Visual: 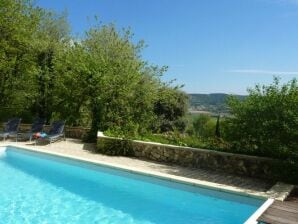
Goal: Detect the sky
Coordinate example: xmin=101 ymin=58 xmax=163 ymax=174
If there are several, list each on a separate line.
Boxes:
xmin=36 ymin=0 xmax=298 ymax=94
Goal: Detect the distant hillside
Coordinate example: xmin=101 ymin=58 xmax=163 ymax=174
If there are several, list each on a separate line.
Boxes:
xmin=188 ymin=93 xmax=246 ymax=114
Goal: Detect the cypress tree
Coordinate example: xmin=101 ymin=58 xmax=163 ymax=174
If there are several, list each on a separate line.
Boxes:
xmin=215 ymin=115 xmax=220 ymax=138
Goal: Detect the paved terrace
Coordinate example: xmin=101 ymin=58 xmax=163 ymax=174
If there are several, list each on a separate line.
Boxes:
xmin=0 ymin=138 xmax=292 ymax=199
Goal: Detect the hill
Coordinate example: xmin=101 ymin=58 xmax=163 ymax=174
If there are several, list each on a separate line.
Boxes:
xmin=188 ymin=93 xmax=246 ymax=114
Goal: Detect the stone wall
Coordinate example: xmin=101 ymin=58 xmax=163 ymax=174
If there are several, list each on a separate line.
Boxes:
xmin=97 ymin=135 xmax=296 ymax=182
xmin=1 ymin=123 xmax=90 ymax=139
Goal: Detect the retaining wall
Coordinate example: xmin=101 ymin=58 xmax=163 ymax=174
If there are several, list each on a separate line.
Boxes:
xmin=97 ymin=135 xmax=296 ymax=182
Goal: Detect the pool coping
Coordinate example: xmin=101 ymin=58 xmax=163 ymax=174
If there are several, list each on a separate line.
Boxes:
xmin=1 ymin=143 xmax=274 ymax=200
xmin=2 ymin=142 xmax=295 ymax=224
xmin=244 ymin=198 xmax=274 ymax=224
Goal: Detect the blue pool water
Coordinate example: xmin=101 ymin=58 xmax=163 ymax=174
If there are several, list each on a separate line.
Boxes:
xmin=0 ymin=146 xmax=264 ymax=224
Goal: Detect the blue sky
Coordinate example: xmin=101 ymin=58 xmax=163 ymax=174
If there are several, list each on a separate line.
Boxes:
xmin=36 ymin=0 xmax=298 ymax=94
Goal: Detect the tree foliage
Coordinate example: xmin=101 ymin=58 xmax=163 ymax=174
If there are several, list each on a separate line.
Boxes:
xmin=3 ymin=0 xmax=295 ymax=164
xmin=32 ymin=10 xmax=70 ymax=122
xmin=153 ymin=86 xmax=189 ymax=132
xmin=224 ymin=77 xmax=298 ymax=159
xmin=0 ymin=0 xmax=39 ymax=111
xmin=0 ymin=0 xmax=188 ymax=141
xmin=192 ymin=114 xmax=216 ymax=138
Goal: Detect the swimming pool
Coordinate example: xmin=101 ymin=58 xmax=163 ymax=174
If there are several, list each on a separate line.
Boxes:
xmin=0 ymin=146 xmax=265 ymax=224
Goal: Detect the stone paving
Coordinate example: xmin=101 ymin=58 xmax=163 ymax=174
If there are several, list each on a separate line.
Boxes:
xmin=1 ymin=138 xmax=285 ymax=199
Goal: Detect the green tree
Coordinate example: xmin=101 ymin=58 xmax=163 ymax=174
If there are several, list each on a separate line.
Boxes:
xmin=83 ymin=24 xmax=152 ymax=140
xmin=224 ymin=77 xmax=298 ymax=158
xmin=52 ymin=42 xmax=91 ymax=126
xmin=192 ymin=114 xmax=216 ymax=138
xmin=53 ymin=24 xmax=162 ymax=140
xmin=0 ymin=0 xmax=39 ymax=117
xmin=153 ymin=86 xmax=189 ymax=132
xmin=215 ymin=115 xmax=220 ymax=138
xmin=0 ymin=2 xmax=190 ymax=142
xmin=31 ymin=10 xmax=70 ymax=122
xmin=0 ymin=1 xmax=70 ymax=123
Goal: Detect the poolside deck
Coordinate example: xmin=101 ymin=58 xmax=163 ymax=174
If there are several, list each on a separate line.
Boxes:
xmin=0 ymin=138 xmax=290 ymax=199
xmin=257 ymin=188 xmax=298 ymax=224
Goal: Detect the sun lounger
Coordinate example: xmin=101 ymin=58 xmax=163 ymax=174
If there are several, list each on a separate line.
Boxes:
xmin=0 ymin=118 xmax=22 ymax=141
xmin=35 ymin=120 xmax=65 ymax=144
xmin=19 ymin=118 xmax=46 ymax=141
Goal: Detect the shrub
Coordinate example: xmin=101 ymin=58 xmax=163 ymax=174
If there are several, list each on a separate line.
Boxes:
xmin=223 ymin=77 xmax=298 ymax=159
xmin=153 ymin=87 xmax=189 ymax=132
xmin=192 ymin=114 xmax=217 ymax=138
xmin=96 ymin=137 xmax=134 ymax=156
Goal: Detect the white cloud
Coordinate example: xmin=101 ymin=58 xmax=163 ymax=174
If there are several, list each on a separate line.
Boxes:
xmin=227 ymin=69 xmax=298 ymax=75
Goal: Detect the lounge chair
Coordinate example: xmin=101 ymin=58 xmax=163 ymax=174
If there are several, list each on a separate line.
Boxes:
xmin=19 ymin=118 xmax=46 ymax=141
xmin=35 ymin=120 xmax=66 ymax=144
xmin=0 ymin=118 xmax=22 ymax=141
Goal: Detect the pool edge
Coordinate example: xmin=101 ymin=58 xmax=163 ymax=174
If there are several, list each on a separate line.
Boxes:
xmin=244 ymin=198 xmax=274 ymax=224
xmin=1 ymin=143 xmax=270 ymax=200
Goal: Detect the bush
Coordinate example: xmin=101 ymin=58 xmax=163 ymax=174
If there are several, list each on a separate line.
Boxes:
xmin=105 ymin=129 xmax=227 ymax=151
xmin=192 ymin=114 xmax=217 ymax=138
xmin=271 ymin=159 xmax=298 ymax=184
xmin=97 ymin=137 xmax=134 ymax=156
xmin=223 ymin=77 xmax=298 ymax=159
xmin=153 ymin=87 xmax=189 ymax=132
